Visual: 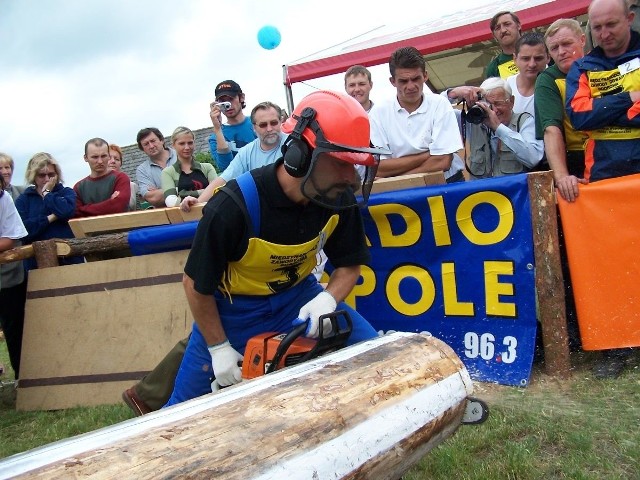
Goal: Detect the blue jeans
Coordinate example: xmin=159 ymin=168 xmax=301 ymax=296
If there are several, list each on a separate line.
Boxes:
xmin=164 ymin=275 xmax=377 ymax=406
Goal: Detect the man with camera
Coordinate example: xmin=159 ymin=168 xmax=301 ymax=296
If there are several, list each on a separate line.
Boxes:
xmin=465 ymin=77 xmax=544 ymax=178
xmin=208 ymin=80 xmax=257 ymax=173
xmin=180 ymin=101 xmax=288 ymax=211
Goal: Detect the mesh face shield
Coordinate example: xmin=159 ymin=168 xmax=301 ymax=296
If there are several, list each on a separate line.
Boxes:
xmin=284 ymin=105 xmax=390 ymax=210
xmin=300 ymin=146 xmax=381 ymax=210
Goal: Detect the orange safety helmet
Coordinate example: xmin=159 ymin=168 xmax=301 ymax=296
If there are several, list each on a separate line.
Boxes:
xmin=282 ymin=90 xmax=389 ymax=171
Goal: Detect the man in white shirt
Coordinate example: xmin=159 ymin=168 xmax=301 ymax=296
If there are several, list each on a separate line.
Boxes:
xmin=369 ymin=46 xmax=465 ymax=183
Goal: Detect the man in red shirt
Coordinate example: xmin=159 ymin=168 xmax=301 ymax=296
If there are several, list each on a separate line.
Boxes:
xmin=74 ymin=138 xmax=131 ymax=217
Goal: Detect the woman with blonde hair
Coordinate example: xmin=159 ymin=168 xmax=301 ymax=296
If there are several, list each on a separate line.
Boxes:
xmin=0 ymin=152 xmax=25 ymax=200
xmin=15 ymin=152 xmax=83 ymax=271
xmin=161 ymin=127 xmax=217 ymax=207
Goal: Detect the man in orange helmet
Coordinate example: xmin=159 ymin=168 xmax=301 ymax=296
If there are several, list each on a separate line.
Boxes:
xmin=163 ymin=91 xmax=390 ymax=406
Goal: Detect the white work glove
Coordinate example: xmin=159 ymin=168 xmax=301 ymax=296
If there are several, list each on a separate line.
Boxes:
xmin=208 ymin=340 xmax=243 ymax=387
xmin=293 ymin=291 xmax=337 ymax=339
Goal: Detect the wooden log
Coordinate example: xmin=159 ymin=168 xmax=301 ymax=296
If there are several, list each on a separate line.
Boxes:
xmin=54 ymin=233 xmax=130 ymax=257
xmin=0 ymin=244 xmax=33 ymax=264
xmin=31 ymin=239 xmax=59 ymax=269
xmin=527 ymin=172 xmax=571 ymax=378
xmin=0 ymin=234 xmax=131 ymax=265
xmin=1 ymin=333 xmax=474 ymax=479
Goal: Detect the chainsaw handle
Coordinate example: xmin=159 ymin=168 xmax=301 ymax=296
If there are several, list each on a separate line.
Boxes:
xmin=265 ymin=321 xmax=308 ymax=374
xmin=265 ymin=311 xmax=353 ymax=375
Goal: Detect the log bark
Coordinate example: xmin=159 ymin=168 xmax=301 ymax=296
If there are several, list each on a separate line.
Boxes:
xmin=0 ymin=234 xmax=130 ymax=265
xmin=2 ymin=333 xmax=473 ymax=480
xmin=31 ymin=240 xmax=59 ymax=269
xmin=528 ymin=172 xmax=571 ymax=378
xmin=54 ymin=233 xmax=129 ymax=257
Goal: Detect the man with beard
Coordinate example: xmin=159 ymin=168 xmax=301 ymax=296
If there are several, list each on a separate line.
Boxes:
xmin=163 ymin=90 xmax=389 ymax=406
xmin=181 ymin=101 xmax=287 ymax=211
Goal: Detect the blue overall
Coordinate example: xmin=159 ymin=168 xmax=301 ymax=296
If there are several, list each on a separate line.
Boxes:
xmin=164 ymin=173 xmax=377 ymax=406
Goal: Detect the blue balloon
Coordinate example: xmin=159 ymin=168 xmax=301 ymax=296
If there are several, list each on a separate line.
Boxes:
xmin=257 ymin=25 xmax=281 ymax=50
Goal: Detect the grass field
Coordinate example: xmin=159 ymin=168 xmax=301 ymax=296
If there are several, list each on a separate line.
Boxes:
xmin=1 ymin=339 xmax=639 ymax=478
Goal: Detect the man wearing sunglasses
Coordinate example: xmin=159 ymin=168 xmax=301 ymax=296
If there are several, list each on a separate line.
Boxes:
xmin=180 ymin=101 xmax=287 ymax=212
xmin=163 ymin=90 xmax=390 ymax=406
xmin=466 ymin=77 xmax=544 ymax=178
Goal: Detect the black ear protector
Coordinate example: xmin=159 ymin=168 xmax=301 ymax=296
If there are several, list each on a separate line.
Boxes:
xmin=282 ymin=107 xmax=317 ymax=178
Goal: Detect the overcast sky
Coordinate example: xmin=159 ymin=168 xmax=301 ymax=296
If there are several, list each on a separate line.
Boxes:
xmin=1 ymin=0 xmax=496 ymax=186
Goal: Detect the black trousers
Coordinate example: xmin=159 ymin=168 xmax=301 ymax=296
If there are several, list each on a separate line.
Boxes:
xmin=0 ymin=277 xmax=28 ymax=379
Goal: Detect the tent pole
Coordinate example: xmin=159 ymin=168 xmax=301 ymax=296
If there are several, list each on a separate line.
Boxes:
xmin=283 ymin=64 xmax=295 ymax=115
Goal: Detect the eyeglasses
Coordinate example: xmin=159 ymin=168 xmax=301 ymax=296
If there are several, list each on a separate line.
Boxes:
xmin=488 ymin=99 xmax=511 ymax=108
xmin=255 ymin=120 xmax=280 ymax=129
xmin=37 ymin=172 xmax=56 ymax=179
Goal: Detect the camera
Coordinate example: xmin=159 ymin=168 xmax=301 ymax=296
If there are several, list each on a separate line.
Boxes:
xmin=465 ymin=93 xmax=490 ymax=125
xmin=213 ymin=101 xmax=232 ymax=112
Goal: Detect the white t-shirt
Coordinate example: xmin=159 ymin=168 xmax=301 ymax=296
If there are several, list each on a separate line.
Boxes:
xmin=0 ymin=193 xmax=27 ymax=289
xmin=369 ymin=91 xmax=464 ymax=178
xmin=506 ymin=74 xmax=535 ymax=116
xmin=1 ymin=193 xmax=27 ymax=241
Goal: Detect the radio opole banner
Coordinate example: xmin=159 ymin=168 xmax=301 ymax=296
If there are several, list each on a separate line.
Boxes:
xmin=353 ymin=173 xmax=537 ymax=386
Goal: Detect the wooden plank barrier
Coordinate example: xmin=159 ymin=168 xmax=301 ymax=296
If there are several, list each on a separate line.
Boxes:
xmin=68 ymin=204 xmax=205 ymax=238
xmin=0 ymin=333 xmax=474 ymax=480
xmin=16 ymin=250 xmax=192 ymax=411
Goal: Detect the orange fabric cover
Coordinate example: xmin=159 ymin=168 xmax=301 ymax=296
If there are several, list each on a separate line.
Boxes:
xmin=557 ymin=173 xmax=640 ymax=350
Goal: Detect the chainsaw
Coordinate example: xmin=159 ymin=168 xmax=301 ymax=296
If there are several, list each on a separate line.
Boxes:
xmin=241 ymin=310 xmax=353 ymax=380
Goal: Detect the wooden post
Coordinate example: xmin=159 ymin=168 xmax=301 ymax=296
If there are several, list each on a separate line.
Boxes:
xmin=31 ymin=240 xmax=59 ymax=269
xmin=527 ymin=172 xmax=571 ymax=378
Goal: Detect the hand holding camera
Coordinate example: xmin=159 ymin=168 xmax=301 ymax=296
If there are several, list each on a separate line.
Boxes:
xmin=466 ymin=92 xmax=490 ymax=124
xmin=211 ymin=101 xmax=232 ymax=113
xmin=210 ymin=101 xmax=232 ymax=129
